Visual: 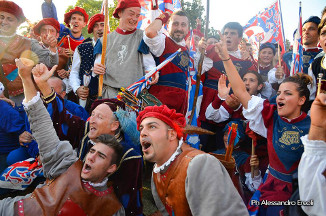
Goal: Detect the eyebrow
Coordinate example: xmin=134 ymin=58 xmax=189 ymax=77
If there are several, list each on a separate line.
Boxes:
xmin=90 ymin=148 xmax=107 ymax=159
xmin=140 ymin=121 xmax=160 ymax=128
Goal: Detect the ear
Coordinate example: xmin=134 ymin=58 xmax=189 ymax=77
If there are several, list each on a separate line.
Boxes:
xmin=110 ymin=120 xmax=120 ymax=132
xmin=60 ymin=91 xmax=66 ymax=99
xmin=168 ymin=129 xmax=177 ymax=141
xmin=257 ymin=83 xmax=263 ymax=91
xmin=82 ymin=21 xmax=87 ymax=28
xmin=106 ymin=164 xmax=117 ymax=174
xmin=298 ymin=96 xmax=306 ymax=106
xmin=56 ymin=32 xmax=59 ymax=39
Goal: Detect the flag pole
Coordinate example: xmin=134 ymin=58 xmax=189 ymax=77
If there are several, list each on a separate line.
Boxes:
xmin=189 ymin=0 xmax=209 ymax=123
xmin=98 ymin=0 xmax=109 ymax=99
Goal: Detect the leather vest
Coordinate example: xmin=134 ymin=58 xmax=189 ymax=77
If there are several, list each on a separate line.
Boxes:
xmin=15 ymin=160 xmax=122 ymax=216
xmin=153 ymin=144 xmax=204 ymax=216
xmin=0 ymin=35 xmax=31 ymax=96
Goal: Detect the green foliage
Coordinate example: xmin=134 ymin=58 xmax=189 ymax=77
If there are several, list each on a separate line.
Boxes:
xmin=182 ymin=0 xmax=218 ymax=39
xmin=66 ymin=0 xmax=119 ymax=38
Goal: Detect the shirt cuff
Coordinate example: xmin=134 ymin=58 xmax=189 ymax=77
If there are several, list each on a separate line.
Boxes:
xmin=301 ymin=135 xmax=326 ymax=156
xmin=22 ymin=92 xmax=41 ymax=109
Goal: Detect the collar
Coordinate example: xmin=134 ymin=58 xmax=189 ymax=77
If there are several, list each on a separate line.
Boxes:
xmin=228 ymin=50 xmax=241 ymax=59
xmin=322 ymin=55 xmax=326 ymax=69
xmin=116 ymin=27 xmax=137 ymax=35
xmin=153 ymin=138 xmax=183 ymax=173
xmin=83 ymin=177 xmax=108 ymax=188
xmin=303 ymin=47 xmax=321 ymax=52
xmin=280 ymin=112 xmax=307 ymax=123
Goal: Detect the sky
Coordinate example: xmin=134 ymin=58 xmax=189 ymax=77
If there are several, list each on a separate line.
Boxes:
xmin=12 ymin=0 xmax=325 ymax=43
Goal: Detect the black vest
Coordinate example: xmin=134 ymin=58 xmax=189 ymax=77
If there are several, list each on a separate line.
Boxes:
xmin=77 ymin=38 xmax=98 ymax=97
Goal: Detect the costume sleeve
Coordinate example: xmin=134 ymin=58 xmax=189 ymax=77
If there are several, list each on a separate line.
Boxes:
xmin=69 ymin=49 xmax=82 ymax=93
xmin=31 ymin=39 xmax=58 ymax=68
xmin=308 ymin=66 xmax=316 ymax=101
xmin=151 ymin=175 xmax=169 ymax=216
xmin=0 ymin=101 xmax=25 ymax=135
xmin=205 ymin=95 xmax=231 ymax=123
xmin=268 ymin=67 xmax=284 ymax=84
xmin=242 ymin=96 xmax=268 ymax=138
xmin=186 ymin=154 xmax=249 ymax=216
xmin=143 ymin=31 xmax=166 ymax=57
xmin=298 ymin=135 xmax=326 ymax=216
xmin=244 ymin=171 xmax=262 ymax=192
xmin=23 ymin=94 xmax=77 ymax=179
xmin=142 ymin=53 xmax=156 ymax=72
xmin=44 ymin=91 xmax=86 ymax=149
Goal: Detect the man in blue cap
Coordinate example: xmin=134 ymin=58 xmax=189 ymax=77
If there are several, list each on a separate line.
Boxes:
xmin=283 ymin=16 xmax=322 ymax=75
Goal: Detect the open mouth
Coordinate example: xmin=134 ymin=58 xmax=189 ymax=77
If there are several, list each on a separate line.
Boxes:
xmin=82 ymin=163 xmax=92 ymax=174
xmin=246 ymin=87 xmax=250 ymax=92
xmin=277 ymin=102 xmax=285 ymax=108
xmin=141 ymin=140 xmax=152 ymax=151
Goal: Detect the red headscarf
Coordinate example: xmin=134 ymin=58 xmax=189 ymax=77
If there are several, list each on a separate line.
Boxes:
xmin=33 ymin=18 xmax=60 ymax=36
xmin=0 ymin=1 xmax=25 ymax=22
xmin=64 ymin=7 xmax=89 ymax=28
xmin=87 ymin=13 xmax=105 ymax=34
xmin=113 ymin=0 xmax=141 ymax=19
xmin=137 ymin=105 xmax=186 ymax=139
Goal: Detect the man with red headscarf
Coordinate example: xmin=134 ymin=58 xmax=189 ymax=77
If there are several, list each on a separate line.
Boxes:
xmin=137 ymin=105 xmax=248 ymax=215
xmin=69 ymin=13 xmax=104 ymax=108
xmin=56 ymin=6 xmax=88 ymax=80
xmin=93 ymin=0 xmax=156 ymax=99
xmin=32 ymin=18 xmax=60 ymax=68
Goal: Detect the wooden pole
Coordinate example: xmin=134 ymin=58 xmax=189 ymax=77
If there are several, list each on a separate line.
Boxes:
xmin=251 ymin=139 xmax=255 ymax=178
xmin=98 ymin=0 xmax=109 ymax=99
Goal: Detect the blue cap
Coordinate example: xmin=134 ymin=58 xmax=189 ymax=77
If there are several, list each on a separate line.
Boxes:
xmin=303 ymin=16 xmax=321 ymax=26
xmin=259 ymin=42 xmax=276 ymax=55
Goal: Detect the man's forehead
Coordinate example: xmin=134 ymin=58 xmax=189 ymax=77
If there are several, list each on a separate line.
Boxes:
xmin=94 ymin=104 xmax=113 ymax=114
xmin=171 ymin=15 xmax=188 ymax=23
xmin=303 ymin=22 xmax=318 ymax=29
xmin=71 ymin=13 xmax=85 ymax=20
xmin=124 ymin=7 xmax=141 ymax=15
xmin=140 ymin=117 xmax=165 ymax=126
xmin=224 ymin=28 xmax=238 ymax=33
xmin=41 ymin=24 xmax=56 ymax=31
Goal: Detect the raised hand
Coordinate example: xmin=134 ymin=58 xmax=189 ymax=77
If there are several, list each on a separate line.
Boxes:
xmin=32 ymin=63 xmax=57 ymax=85
xmin=225 ymin=94 xmax=240 ymax=110
xmin=309 ymin=93 xmax=326 ymax=141
xmin=275 ymin=65 xmax=285 ymax=79
xmin=16 ymin=58 xmax=35 ymax=81
xmin=214 ymin=30 xmax=229 ymax=60
xmin=217 ymin=74 xmax=231 ymax=99
xmin=198 ymin=37 xmax=207 ymax=53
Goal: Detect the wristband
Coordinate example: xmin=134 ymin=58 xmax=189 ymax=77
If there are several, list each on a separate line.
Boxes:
xmin=222 ymin=57 xmax=231 ymax=61
xmin=155 ymin=12 xmax=171 ymax=25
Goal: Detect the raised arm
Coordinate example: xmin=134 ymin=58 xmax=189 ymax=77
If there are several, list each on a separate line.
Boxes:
xmin=214 ymin=31 xmax=251 ymax=109
xmin=16 ymin=60 xmax=77 ymax=179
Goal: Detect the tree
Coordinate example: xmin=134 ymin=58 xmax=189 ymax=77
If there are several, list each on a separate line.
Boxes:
xmin=66 ymin=0 xmax=119 ymax=38
xmin=182 ymin=0 xmax=218 ymax=38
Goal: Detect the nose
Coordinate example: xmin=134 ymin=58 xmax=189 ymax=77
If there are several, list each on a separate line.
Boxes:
xmin=140 ymin=128 xmax=148 ymax=138
xmin=87 ymin=152 xmax=96 ymax=162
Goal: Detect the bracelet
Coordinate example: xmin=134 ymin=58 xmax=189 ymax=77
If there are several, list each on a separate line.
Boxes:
xmin=155 ymin=12 xmax=171 ymax=25
xmin=222 ymin=57 xmax=231 ymax=61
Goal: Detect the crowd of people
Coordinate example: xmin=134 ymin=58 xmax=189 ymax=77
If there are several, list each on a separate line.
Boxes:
xmin=0 ymin=0 xmax=325 ymax=215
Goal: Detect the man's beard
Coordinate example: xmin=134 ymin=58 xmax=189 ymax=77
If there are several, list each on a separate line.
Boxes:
xmin=171 ymin=30 xmax=185 ymax=43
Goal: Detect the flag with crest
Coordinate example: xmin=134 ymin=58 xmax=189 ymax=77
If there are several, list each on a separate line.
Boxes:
xmin=290 ymin=2 xmax=303 ymax=76
xmin=137 ymin=0 xmax=182 ymax=30
xmin=185 ymin=31 xmax=203 ymax=149
xmin=0 ymin=158 xmax=43 ymax=190
xmin=243 ymin=0 xmax=286 ymax=61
